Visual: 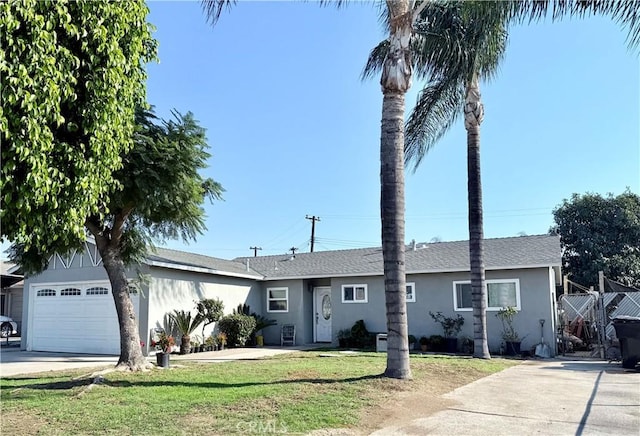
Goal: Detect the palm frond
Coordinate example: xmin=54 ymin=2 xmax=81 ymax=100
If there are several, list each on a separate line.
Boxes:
xmin=513 ymin=0 xmax=640 ymax=50
xmin=170 ymin=310 xmax=204 ymax=336
xmin=362 ymin=39 xmax=388 ymax=80
xmin=404 ymin=75 xmax=465 ymax=171
xmin=201 ymin=0 xmax=236 ymax=26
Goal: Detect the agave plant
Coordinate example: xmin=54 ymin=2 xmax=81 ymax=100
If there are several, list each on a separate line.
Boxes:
xmin=169 ymin=309 xmax=205 ymax=354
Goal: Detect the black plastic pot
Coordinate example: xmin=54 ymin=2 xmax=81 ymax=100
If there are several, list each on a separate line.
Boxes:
xmin=156 ymin=352 xmax=170 ymax=368
xmin=445 ymin=337 xmax=458 ymax=353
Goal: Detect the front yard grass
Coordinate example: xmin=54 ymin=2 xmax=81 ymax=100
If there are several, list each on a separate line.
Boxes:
xmin=1 ymin=351 xmax=516 ymax=435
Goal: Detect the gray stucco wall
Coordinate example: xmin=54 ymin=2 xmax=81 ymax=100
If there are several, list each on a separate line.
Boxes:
xmin=260 ymin=279 xmax=309 ymax=346
xmin=148 ymin=267 xmax=262 ymax=350
xmin=327 ymin=267 xmax=556 ymax=355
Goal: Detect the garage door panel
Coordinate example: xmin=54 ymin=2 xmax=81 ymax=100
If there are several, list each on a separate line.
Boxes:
xmin=31 ymin=283 xmax=139 ymax=355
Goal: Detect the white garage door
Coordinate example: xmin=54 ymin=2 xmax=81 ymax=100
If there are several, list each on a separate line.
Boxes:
xmin=31 ymin=282 xmax=140 ymax=355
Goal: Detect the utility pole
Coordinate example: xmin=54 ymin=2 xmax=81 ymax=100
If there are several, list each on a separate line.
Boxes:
xmin=305 ymin=215 xmax=320 ymax=252
xmin=289 ymin=247 xmax=297 ymax=256
xmin=249 ymin=246 xmax=262 ymax=257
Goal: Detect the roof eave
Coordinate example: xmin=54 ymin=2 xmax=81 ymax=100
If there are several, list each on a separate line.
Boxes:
xmin=257 ymin=262 xmax=561 ymax=281
xmin=147 ymin=260 xmax=264 ymax=280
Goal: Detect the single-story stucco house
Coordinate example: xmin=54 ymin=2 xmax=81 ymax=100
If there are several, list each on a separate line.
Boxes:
xmin=20 ymin=234 xmax=561 ymax=356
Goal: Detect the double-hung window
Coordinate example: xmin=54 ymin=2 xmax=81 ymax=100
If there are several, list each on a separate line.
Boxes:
xmin=453 ymin=279 xmax=520 ymax=311
xmin=267 ymin=287 xmax=288 ymax=313
xmin=342 ymin=284 xmax=367 ymax=303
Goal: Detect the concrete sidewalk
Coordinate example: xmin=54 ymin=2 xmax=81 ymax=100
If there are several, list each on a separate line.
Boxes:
xmin=372 ymin=359 xmax=640 ymax=436
xmin=0 ymin=346 xmax=309 ymax=377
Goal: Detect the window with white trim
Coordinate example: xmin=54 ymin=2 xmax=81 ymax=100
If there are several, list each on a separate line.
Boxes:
xmin=60 ymin=288 xmax=82 ymax=296
xmin=267 ymin=287 xmax=288 ymax=312
xmin=342 ymin=284 xmax=368 ymax=303
xmin=453 ymin=279 xmax=521 ymax=311
xmin=86 ymin=287 xmax=109 ymax=295
xmin=406 ymin=282 xmax=416 ymax=303
xmin=36 ymin=289 xmax=56 ymax=297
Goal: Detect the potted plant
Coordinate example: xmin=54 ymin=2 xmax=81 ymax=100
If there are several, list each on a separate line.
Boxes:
xmin=170 ymin=309 xmax=205 ymax=355
xmin=204 ymin=334 xmax=216 ymax=351
xmin=429 ymin=311 xmax=465 ymax=353
xmin=217 ymin=332 xmax=227 ymax=350
xmin=419 ymin=336 xmax=428 ymax=352
xmin=461 ymin=336 xmax=473 ymax=355
xmin=496 ymin=306 xmax=521 ymax=356
xmin=196 ymin=298 xmax=224 ymax=347
xmin=428 ymin=335 xmax=445 ymax=352
xmin=151 ymin=332 xmax=175 ymax=368
xmin=191 ymin=338 xmax=200 ymax=353
xmin=253 ymin=314 xmax=277 ymax=347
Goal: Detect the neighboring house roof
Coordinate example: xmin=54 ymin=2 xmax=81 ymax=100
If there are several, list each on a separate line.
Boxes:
xmin=146 ymin=247 xmax=263 ymax=280
xmin=1 ymin=261 xmax=23 ymax=289
xmin=234 ymin=234 xmax=561 ymax=280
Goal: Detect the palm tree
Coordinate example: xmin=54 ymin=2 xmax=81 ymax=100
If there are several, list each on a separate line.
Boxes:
xmin=365 ymin=0 xmax=640 ymax=359
xmin=170 ymin=309 xmax=205 ymax=354
xmin=201 ymin=0 xmax=639 ymax=375
xmin=202 ymin=0 xmax=432 ymax=379
xmin=365 ymin=1 xmax=508 ymax=359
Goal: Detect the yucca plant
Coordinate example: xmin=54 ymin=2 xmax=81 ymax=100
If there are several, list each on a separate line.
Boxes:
xmin=169 ymin=310 xmax=204 ymax=354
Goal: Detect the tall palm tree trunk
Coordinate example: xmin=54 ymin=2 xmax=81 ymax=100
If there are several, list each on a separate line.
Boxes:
xmin=380 ymin=0 xmax=413 ymax=379
xmin=381 ymin=91 xmax=411 ymax=379
xmin=464 ymin=75 xmax=491 ymax=359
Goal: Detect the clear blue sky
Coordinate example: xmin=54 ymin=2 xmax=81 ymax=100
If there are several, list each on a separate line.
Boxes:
xmin=145 ymin=1 xmax=639 ymax=260
xmin=7 ymin=1 xmax=634 ymax=262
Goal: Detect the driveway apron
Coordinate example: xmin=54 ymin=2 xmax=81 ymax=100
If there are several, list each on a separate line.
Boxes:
xmin=373 ymin=359 xmax=640 ymax=436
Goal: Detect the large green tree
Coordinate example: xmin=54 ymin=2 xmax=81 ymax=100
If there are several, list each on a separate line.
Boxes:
xmin=366 ymin=0 xmax=640 ymax=359
xmin=11 ymin=108 xmax=224 ymax=370
xmin=0 ymin=0 xmax=156 ymax=255
xmin=551 ymin=191 xmax=640 ymax=288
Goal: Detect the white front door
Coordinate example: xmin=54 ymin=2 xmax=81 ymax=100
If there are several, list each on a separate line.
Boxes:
xmin=314 ymin=287 xmax=332 ymax=342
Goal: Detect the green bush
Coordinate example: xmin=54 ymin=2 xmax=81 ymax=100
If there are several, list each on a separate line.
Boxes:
xmin=218 ymin=314 xmax=257 ymax=347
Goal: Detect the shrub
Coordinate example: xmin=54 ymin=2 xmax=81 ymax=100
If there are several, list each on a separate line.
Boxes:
xmin=350 ymin=320 xmax=371 ymax=348
xmin=218 ymin=314 xmax=256 ymax=347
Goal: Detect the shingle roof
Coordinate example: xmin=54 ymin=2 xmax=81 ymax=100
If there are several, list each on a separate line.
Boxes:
xmin=234 ymin=234 xmax=561 ymax=280
xmin=145 ymin=235 xmax=560 ymax=281
xmin=146 ymin=247 xmax=262 ymax=279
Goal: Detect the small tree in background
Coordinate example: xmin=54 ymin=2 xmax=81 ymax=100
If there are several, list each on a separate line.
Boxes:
xmin=551 ymin=190 xmax=640 ymax=288
xmin=197 ymin=298 xmax=224 ymax=341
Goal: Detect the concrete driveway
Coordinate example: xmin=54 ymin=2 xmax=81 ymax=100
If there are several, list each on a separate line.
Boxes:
xmin=373 ymin=359 xmax=640 ymax=436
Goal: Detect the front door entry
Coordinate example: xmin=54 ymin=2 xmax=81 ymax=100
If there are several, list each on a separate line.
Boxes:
xmin=314 ymin=287 xmax=332 ymax=342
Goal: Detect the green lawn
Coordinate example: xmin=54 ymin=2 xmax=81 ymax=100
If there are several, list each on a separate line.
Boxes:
xmin=0 ymin=351 xmax=516 ymax=435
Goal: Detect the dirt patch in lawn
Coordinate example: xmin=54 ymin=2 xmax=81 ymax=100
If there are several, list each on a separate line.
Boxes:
xmin=309 ymin=360 xmax=502 ymax=436
xmin=1 ymin=410 xmax=48 ymax=436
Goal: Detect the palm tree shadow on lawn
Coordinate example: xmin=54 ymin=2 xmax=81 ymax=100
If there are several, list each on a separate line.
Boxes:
xmin=3 ymin=373 xmax=384 ymax=391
